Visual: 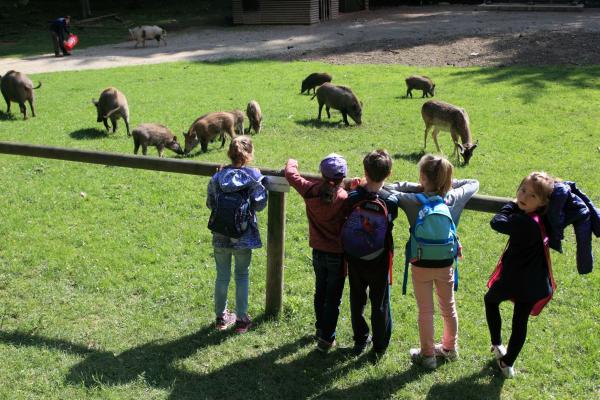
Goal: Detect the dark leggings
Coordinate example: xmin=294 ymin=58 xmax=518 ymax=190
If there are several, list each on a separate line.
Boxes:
xmin=484 ymin=284 xmax=535 ymax=367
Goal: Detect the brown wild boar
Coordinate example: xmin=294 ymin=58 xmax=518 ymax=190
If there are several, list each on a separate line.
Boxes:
xmin=301 ymin=72 xmax=332 ymax=95
xmin=184 ymin=111 xmax=244 ymax=154
xmin=405 ymin=75 xmax=435 ymax=98
xmin=92 ymin=87 xmax=131 ymax=136
xmin=421 ymin=100 xmax=478 ymax=165
xmin=0 ymin=70 xmax=41 ymax=120
xmin=245 ymin=100 xmax=262 ymax=134
xmin=312 ymin=83 xmax=362 ymax=126
xmin=132 ymin=123 xmax=183 ymax=157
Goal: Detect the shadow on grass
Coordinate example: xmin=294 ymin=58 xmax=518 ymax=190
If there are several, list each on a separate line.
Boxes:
xmin=393 ymin=150 xmax=425 ymax=163
xmin=0 ymin=111 xmax=18 ymax=121
xmin=425 ymin=361 xmax=505 ymax=400
xmin=321 ymin=363 xmax=426 ymax=399
xmin=448 ymin=67 xmax=600 ymax=104
xmin=0 ymin=316 xmax=390 ymax=400
xmin=295 ymin=118 xmax=351 ymax=129
xmin=69 ymin=128 xmax=108 ymax=140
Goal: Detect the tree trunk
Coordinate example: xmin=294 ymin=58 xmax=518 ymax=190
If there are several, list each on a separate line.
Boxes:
xmin=81 ymin=0 xmax=92 ymax=18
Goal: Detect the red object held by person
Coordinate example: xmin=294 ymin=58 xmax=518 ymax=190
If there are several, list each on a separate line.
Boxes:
xmin=63 ymin=34 xmax=79 ymax=51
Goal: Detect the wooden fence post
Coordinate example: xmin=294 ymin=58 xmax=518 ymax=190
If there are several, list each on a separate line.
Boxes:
xmin=265 ymin=190 xmax=286 ymax=318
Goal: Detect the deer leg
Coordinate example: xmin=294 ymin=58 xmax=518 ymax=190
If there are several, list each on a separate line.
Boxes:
xmin=423 ymin=124 xmax=431 ymax=150
xmin=432 ymin=128 xmax=442 ymax=153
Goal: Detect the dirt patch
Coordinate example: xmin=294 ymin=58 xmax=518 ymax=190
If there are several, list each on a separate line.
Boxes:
xmin=5 ymin=6 xmax=600 ymax=74
xmin=283 ymin=31 xmax=600 ymax=67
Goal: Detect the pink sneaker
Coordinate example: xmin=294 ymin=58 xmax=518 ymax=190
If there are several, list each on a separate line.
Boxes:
xmin=215 ymin=310 xmax=236 ymax=331
xmin=235 ymin=315 xmax=253 ymax=333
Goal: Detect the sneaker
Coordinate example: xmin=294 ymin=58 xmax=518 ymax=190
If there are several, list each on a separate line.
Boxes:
xmin=434 ymin=343 xmax=459 ymax=361
xmin=316 ymin=338 xmax=336 ymax=353
xmin=235 ymin=315 xmax=253 ymax=333
xmin=410 ymin=348 xmax=437 ymax=369
xmin=496 ymin=358 xmax=515 ymax=379
xmin=353 ymin=335 xmax=372 ymax=356
xmin=215 ymin=310 xmax=236 ymax=331
xmin=491 ymin=344 xmax=507 ymax=360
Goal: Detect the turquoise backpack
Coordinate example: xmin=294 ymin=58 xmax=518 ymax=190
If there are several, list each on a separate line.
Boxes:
xmin=403 ymin=193 xmax=460 ymax=295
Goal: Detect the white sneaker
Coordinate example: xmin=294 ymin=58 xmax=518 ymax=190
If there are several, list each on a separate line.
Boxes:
xmin=410 ymin=348 xmax=437 ymax=369
xmin=496 ymin=358 xmax=515 ymax=379
xmin=491 ymin=344 xmax=507 ymax=360
xmin=434 ymin=343 xmax=459 ymax=361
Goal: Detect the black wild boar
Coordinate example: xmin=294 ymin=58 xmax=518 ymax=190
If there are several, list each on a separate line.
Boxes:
xmin=300 ymin=72 xmax=332 ymax=95
xmin=0 ymin=70 xmax=41 ymax=120
xmin=245 ymin=100 xmax=262 ymax=134
xmin=405 ymin=75 xmax=435 ymax=98
xmin=132 ymin=123 xmax=183 ymax=157
xmin=184 ymin=111 xmax=244 ymax=154
xmin=92 ymin=87 xmax=131 ymax=136
xmin=312 ymin=83 xmax=362 ymax=126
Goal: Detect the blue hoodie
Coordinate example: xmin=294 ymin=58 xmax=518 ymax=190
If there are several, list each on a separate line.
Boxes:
xmin=206 ymin=166 xmax=268 ymax=249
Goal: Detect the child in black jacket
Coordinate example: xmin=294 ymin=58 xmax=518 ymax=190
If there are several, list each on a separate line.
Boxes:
xmin=485 ymin=172 xmax=556 ymax=378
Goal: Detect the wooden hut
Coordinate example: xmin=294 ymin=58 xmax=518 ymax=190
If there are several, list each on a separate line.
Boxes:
xmin=232 ymin=0 xmax=341 ymax=25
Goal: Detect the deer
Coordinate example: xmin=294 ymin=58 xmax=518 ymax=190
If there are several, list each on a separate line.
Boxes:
xmin=421 ymin=100 xmax=478 ymax=165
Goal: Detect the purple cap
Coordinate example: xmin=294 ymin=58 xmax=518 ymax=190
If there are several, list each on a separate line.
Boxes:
xmin=319 ymin=153 xmax=347 ymax=180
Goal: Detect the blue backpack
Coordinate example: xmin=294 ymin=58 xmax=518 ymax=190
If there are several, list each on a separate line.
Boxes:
xmin=208 ymin=187 xmax=252 ymax=239
xmin=403 ymin=193 xmax=460 ymax=294
xmin=342 ymin=190 xmax=392 ymax=260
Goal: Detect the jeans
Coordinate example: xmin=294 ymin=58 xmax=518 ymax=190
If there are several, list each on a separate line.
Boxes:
xmin=348 ymin=254 xmax=392 ymax=353
xmin=484 ymin=283 xmax=535 ymax=366
xmin=214 ymin=247 xmax=252 ymax=318
xmin=312 ymin=249 xmax=346 ymax=343
xmin=411 ymin=265 xmax=458 ymax=356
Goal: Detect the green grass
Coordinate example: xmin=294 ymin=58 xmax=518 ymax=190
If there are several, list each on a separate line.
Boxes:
xmin=0 ymin=0 xmax=227 ymax=58
xmin=0 ymin=61 xmax=598 ymax=400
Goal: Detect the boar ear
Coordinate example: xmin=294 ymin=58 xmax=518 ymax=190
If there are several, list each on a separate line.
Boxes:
xmin=173 ymin=135 xmax=178 ymax=141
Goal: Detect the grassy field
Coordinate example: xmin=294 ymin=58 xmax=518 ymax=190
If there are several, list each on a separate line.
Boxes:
xmin=0 ymin=61 xmax=598 ymax=400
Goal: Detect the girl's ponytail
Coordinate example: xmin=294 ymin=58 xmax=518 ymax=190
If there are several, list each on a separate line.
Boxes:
xmin=319 ymin=178 xmax=343 ymax=204
xmin=418 ymin=154 xmax=454 ymax=196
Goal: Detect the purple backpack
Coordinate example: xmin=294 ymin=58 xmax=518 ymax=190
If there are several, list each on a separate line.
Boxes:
xmin=342 ymin=191 xmax=391 ymax=260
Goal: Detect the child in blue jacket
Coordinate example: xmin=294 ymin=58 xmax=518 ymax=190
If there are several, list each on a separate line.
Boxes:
xmin=207 ymin=136 xmax=267 ymax=333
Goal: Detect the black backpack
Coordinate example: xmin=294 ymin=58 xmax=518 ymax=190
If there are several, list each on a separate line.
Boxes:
xmin=208 ymin=187 xmax=252 ymax=238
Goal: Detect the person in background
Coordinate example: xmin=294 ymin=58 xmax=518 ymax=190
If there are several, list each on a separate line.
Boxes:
xmin=49 ymin=16 xmax=71 ymax=57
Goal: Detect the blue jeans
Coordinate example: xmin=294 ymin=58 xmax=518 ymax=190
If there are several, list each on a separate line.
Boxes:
xmin=214 ymin=247 xmax=252 ymax=318
xmin=313 ymin=249 xmax=346 ymax=343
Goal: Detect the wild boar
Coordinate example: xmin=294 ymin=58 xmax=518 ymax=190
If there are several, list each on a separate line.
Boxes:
xmin=421 ymin=100 xmax=478 ymax=165
xmin=245 ymin=100 xmax=262 ymax=134
xmin=300 ymin=72 xmax=332 ymax=95
xmin=312 ymin=83 xmax=362 ymax=126
xmin=0 ymin=70 xmax=41 ymax=120
xmin=132 ymin=123 xmax=183 ymax=157
xmin=92 ymin=87 xmax=131 ymax=136
xmin=405 ymin=75 xmax=435 ymax=98
xmin=184 ymin=111 xmax=244 ymax=154
xmin=128 ymin=25 xmax=167 ymax=48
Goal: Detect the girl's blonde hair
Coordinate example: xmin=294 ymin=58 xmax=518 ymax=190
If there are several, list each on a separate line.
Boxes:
xmin=418 ymin=154 xmax=453 ymax=196
xmin=518 ymin=171 xmax=557 ymax=213
xmin=228 ymin=135 xmax=253 ymax=166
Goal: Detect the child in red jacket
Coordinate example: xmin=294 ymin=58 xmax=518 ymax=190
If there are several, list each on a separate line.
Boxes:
xmin=284 ymin=154 xmax=349 ymax=352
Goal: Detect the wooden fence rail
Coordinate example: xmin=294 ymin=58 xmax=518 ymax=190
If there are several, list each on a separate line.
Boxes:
xmin=0 ymin=141 xmax=510 ymax=317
